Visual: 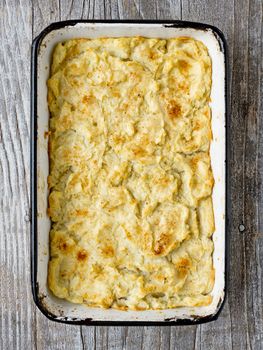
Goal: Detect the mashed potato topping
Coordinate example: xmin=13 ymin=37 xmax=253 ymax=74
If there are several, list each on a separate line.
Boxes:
xmin=47 ymin=37 xmax=215 ymax=310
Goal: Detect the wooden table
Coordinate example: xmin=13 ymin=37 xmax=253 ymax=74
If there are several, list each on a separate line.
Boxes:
xmin=1 ymin=0 xmax=262 ymax=349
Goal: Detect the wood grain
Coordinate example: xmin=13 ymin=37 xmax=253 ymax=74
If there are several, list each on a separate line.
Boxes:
xmin=0 ymin=1 xmax=34 ymax=349
xmin=0 ymin=0 xmax=262 ymax=349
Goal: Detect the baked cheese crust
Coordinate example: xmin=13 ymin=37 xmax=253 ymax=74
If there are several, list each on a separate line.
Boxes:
xmin=47 ymin=37 xmax=215 ymax=310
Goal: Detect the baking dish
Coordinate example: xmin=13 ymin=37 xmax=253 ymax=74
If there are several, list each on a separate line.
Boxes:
xmin=31 ymin=20 xmax=228 ymax=325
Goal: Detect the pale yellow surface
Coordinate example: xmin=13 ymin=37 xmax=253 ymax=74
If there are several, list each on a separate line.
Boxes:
xmin=47 ymin=37 xmax=215 ymax=310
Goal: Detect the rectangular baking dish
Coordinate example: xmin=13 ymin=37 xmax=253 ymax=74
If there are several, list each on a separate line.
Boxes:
xmin=31 ymin=20 xmax=228 ymax=325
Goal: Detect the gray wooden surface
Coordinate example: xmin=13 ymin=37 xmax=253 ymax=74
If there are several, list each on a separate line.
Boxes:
xmin=0 ymin=0 xmax=262 ymax=349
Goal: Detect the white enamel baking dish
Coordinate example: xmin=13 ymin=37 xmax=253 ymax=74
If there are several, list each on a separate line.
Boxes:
xmin=31 ymin=20 xmax=228 ymax=325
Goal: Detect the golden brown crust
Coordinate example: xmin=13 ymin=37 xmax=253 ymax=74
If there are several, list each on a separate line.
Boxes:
xmin=47 ymin=37 xmax=215 ymax=310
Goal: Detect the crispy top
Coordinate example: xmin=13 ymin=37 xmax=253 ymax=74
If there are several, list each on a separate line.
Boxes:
xmin=47 ymin=37 xmax=215 ymax=310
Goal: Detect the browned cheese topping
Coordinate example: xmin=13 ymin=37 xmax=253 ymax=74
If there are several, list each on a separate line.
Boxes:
xmin=47 ymin=37 xmax=215 ymax=310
